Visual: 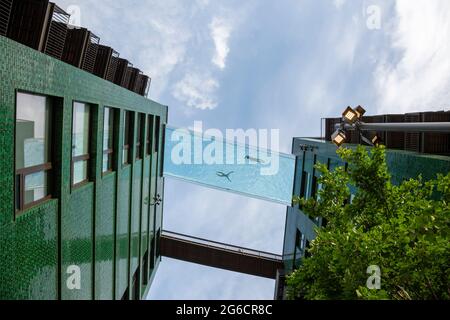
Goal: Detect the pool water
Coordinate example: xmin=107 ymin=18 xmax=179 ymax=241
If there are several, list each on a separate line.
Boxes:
xmin=163 ymin=127 xmax=295 ymax=205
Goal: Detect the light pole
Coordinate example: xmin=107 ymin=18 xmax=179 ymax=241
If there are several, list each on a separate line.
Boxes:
xmin=331 ymin=106 xmax=450 ymax=147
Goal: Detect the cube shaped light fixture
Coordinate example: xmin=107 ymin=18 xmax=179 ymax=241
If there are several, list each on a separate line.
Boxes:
xmin=342 ymin=106 xmax=359 ymax=125
xmin=332 ymin=129 xmax=347 ymax=147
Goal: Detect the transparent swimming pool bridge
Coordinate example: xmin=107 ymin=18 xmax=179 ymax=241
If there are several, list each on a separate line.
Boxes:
xmin=163 ymin=126 xmax=296 ymax=205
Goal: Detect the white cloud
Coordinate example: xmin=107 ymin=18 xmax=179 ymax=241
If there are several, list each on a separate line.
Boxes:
xmin=55 ymin=0 xmax=195 ymax=100
xmin=333 ymin=0 xmax=346 ymax=9
xmin=56 ymin=0 xmax=248 ymax=111
xmin=374 ymin=0 xmax=450 ymax=114
xmin=172 ymin=73 xmax=220 ymax=110
xmin=210 ymin=17 xmax=233 ymax=69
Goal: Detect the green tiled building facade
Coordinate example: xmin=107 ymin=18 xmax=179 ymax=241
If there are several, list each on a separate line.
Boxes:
xmin=0 ymin=36 xmax=167 ymax=300
xmin=283 ymin=137 xmax=450 ymax=273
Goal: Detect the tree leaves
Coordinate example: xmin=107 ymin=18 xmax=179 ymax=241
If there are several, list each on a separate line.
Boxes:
xmin=287 ymin=146 xmax=450 ymax=300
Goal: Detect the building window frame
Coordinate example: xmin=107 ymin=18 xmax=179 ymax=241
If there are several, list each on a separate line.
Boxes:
xmin=15 ymin=91 xmax=54 ymax=214
xmin=293 ymin=229 xmax=306 ymax=269
xmin=102 ymin=107 xmax=116 ymax=175
xmin=71 ymin=101 xmax=92 ymax=189
xmin=146 ymin=115 xmax=154 ymax=156
xmin=123 ymin=110 xmax=134 ymax=166
xmin=16 ymin=163 xmax=53 ymax=213
xmin=136 ymin=113 xmax=145 ymax=160
xmin=300 ymin=171 xmax=310 ymax=199
xmin=154 ymin=116 xmax=160 ymax=154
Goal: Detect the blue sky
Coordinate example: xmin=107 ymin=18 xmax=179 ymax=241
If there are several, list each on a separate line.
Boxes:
xmin=57 ymin=0 xmax=450 ymax=299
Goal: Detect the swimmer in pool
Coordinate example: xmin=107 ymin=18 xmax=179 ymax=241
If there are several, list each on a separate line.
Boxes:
xmin=216 ymin=171 xmax=234 ymax=182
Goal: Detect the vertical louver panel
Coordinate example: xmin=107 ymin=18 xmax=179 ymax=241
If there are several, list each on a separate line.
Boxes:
xmin=43 ymin=3 xmax=69 ymax=60
xmin=142 ymin=75 xmax=151 ymax=97
xmin=62 ymin=27 xmax=87 ymax=68
xmin=121 ymin=65 xmax=133 ymax=89
xmin=7 ymin=0 xmax=49 ymax=50
xmin=128 ymin=67 xmax=141 ymax=91
xmin=114 ymin=58 xmax=133 ymax=88
xmin=384 ymin=114 xmax=405 ymax=150
xmin=4 ymin=0 xmax=152 ymax=97
xmin=81 ymin=32 xmax=99 ymax=73
xmin=93 ymin=45 xmax=112 ymax=79
xmin=405 ymin=113 xmax=422 ymax=153
xmin=113 ymin=58 xmax=127 ymax=85
xmin=423 ymin=111 xmax=450 ymax=156
xmin=0 ymin=0 xmax=13 ymax=36
xmin=106 ymin=50 xmax=119 ymax=82
xmin=133 ymin=73 xmax=144 ymax=94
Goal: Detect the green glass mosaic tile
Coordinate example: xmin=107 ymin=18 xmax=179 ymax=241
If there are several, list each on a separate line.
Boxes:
xmin=115 ymin=166 xmax=131 ymax=299
xmin=61 ymin=183 xmax=94 ymax=300
xmin=129 ymin=161 xmax=142 ymax=286
xmin=0 ymin=200 xmax=58 ymax=300
xmin=0 ymin=36 xmax=167 ymax=300
xmin=95 ymin=172 xmax=116 ymax=300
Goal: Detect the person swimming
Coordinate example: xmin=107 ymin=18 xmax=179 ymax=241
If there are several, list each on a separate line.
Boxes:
xmin=245 ymin=155 xmax=266 ymax=164
xmin=216 ymin=171 xmax=234 ymax=182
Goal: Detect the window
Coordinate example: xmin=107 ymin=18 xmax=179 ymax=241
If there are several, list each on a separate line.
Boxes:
xmin=15 ymin=92 xmax=53 ymax=212
xmin=102 ymin=107 xmax=116 ymax=174
xmin=123 ymin=111 xmax=134 ymax=165
xmin=300 ymin=171 xmax=310 ymax=199
xmin=146 ymin=115 xmax=154 ymax=156
xmin=72 ymin=102 xmax=91 ymax=187
xmin=159 ymin=124 xmax=165 ymax=176
xmin=295 ymin=229 xmax=303 ymax=251
xmin=293 ymin=229 xmax=305 ymax=269
xmin=136 ymin=113 xmax=145 ymax=160
xmin=311 ymin=176 xmax=318 ymax=199
xmin=154 ymin=116 xmax=160 ymax=154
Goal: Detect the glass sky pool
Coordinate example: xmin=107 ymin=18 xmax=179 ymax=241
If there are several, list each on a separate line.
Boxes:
xmin=163 ymin=126 xmax=295 ymax=205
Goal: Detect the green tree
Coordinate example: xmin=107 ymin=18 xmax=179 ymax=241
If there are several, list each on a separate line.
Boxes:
xmin=287 ymin=145 xmax=450 ymax=300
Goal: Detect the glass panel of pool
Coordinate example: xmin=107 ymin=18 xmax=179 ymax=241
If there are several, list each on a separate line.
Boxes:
xmin=163 ymin=126 xmax=295 ymax=205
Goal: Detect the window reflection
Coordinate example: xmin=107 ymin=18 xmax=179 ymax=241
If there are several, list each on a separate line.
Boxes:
xmin=24 ymin=171 xmax=48 ymax=205
xmin=72 ymin=102 xmax=90 ymax=157
xmin=72 ymin=102 xmax=91 ymax=186
xmin=103 ymin=107 xmax=115 ymax=173
xmin=16 ymin=93 xmax=51 ymax=170
xmin=73 ymin=160 xmax=88 ymax=185
xmin=123 ymin=111 xmax=133 ymax=165
xmin=15 ymin=92 xmax=53 ymax=211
